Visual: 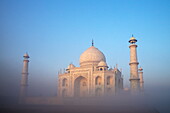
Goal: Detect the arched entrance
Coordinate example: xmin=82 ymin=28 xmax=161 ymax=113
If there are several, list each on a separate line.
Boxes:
xmin=74 ymin=76 xmax=88 ymax=97
xmin=62 ymin=78 xmax=68 ymax=87
xmin=95 ymin=76 xmax=102 ymax=85
xmin=106 ymin=76 xmax=113 ymax=85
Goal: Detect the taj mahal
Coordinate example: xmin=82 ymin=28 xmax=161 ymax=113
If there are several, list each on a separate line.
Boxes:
xmin=19 ymin=35 xmax=144 ymax=105
xmin=57 ymin=41 xmax=123 ymax=97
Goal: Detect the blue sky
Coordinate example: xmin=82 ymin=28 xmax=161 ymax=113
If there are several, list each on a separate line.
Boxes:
xmin=0 ymin=0 xmax=170 ymax=96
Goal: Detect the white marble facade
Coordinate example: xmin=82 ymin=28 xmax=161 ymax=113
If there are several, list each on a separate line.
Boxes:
xmin=58 ymin=45 xmax=123 ymax=97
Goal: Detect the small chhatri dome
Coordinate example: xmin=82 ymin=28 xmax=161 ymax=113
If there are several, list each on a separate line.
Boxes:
xmin=129 ymin=35 xmax=137 ymax=44
xmin=139 ymin=67 xmax=143 ymax=71
xmin=97 ymin=60 xmax=108 ymax=67
xmin=23 ymin=53 xmax=29 ymax=58
xmin=67 ymin=63 xmax=75 ymax=69
xmin=80 ymin=46 xmax=106 ymax=67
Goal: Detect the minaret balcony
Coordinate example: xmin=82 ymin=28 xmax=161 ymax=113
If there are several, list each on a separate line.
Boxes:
xmin=129 ymin=62 xmax=139 ymax=65
xmin=129 ymin=78 xmax=140 ymax=81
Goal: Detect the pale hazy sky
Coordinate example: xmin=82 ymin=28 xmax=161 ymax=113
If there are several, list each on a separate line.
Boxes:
xmin=0 ymin=0 xmax=170 ymax=97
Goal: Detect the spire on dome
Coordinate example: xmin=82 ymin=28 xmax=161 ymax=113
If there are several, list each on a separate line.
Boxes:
xmin=92 ymin=39 xmax=94 ymax=46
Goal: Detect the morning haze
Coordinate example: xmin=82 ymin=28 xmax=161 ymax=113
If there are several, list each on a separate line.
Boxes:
xmin=0 ymin=0 xmax=170 ymax=113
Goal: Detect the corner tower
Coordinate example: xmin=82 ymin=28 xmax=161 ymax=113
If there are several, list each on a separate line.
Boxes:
xmin=139 ymin=67 xmax=144 ymax=92
xmin=129 ymin=35 xmax=140 ymax=92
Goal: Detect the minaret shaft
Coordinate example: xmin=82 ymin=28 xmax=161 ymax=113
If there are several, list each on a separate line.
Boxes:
xmin=129 ymin=44 xmax=138 ymax=63
xmin=139 ymin=70 xmax=144 ymax=91
xmin=22 ymin=60 xmax=29 ymax=73
xmin=139 ymin=71 xmax=144 ymax=83
xmin=21 ymin=60 xmax=29 ymax=86
xmin=129 ymin=44 xmax=139 ymax=79
xmin=20 ymin=54 xmax=29 ymax=97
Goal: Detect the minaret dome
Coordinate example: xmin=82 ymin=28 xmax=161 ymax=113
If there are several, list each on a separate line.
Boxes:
xmin=129 ymin=35 xmax=137 ymax=44
xmin=23 ymin=53 xmax=30 ymax=59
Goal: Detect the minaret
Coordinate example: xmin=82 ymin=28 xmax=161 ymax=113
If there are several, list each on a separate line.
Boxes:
xmin=20 ymin=53 xmax=30 ymax=98
xmin=139 ymin=67 xmax=144 ymax=92
xmin=129 ymin=35 xmax=140 ymax=92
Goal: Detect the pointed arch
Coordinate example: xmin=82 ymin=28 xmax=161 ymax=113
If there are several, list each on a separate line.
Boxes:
xmin=106 ymin=76 xmax=113 ymax=86
xmin=95 ymin=76 xmax=102 ymax=85
xmin=74 ymin=76 xmax=88 ymax=97
xmin=62 ymin=78 xmax=68 ymax=87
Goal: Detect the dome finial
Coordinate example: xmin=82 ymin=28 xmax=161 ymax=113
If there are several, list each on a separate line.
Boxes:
xmin=92 ymin=39 xmax=94 ymax=46
xmin=132 ymin=34 xmax=134 ymax=37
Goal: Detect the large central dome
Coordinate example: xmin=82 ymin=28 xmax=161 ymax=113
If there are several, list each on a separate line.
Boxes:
xmin=79 ymin=46 xmax=106 ymax=67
